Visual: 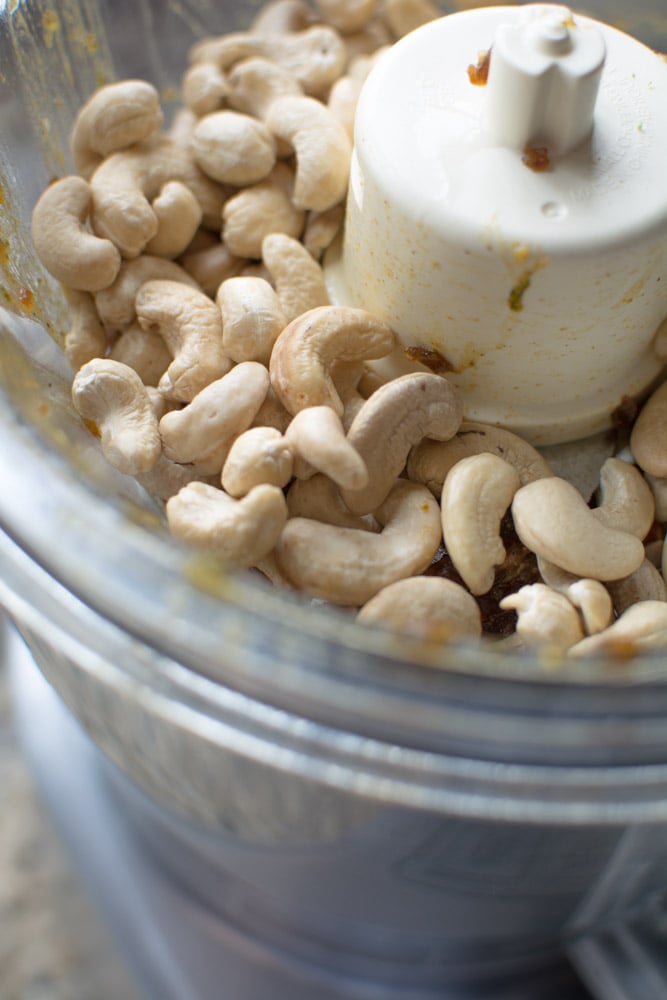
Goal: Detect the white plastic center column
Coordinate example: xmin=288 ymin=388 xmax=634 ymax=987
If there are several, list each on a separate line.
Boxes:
xmin=326 ymin=4 xmax=667 ymax=444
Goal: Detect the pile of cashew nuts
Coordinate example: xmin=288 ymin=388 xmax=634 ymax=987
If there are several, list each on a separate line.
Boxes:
xmin=30 ymin=0 xmax=667 ymax=660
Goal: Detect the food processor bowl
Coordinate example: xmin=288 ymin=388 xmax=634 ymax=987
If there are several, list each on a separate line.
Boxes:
xmin=1 ymin=1 xmax=667 ymax=998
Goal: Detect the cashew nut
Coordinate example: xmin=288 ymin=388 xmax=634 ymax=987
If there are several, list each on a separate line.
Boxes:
xmin=592 ymin=457 xmax=655 ymax=540
xmin=110 ymin=322 xmax=172 ymax=387
xmin=285 ymin=405 xmax=368 ymax=490
xmin=606 ymin=559 xmax=667 ymax=616
xmin=500 ymin=584 xmax=585 ymax=649
xmin=179 ymin=238 xmax=246 ymax=297
xmin=95 ymin=256 xmax=199 ymax=334
xmin=270 ymin=305 xmax=395 ymax=416
xmin=217 ymin=276 xmax=286 ymax=366
xmin=440 ymin=454 xmax=520 ymax=596
xmin=71 ymin=359 xmax=161 ymax=476
xmin=342 ymin=372 xmax=464 ymax=515
xmin=192 ymin=111 xmax=277 ymax=186
xmin=222 ymin=162 xmax=305 ymax=259
xmin=135 ymin=280 xmax=231 ymax=402
xmin=302 ymin=204 xmax=345 ymax=260
xmin=261 ymin=232 xmax=329 ymax=322
xmin=226 ymin=57 xmax=304 ymax=121
xmin=407 ymin=420 xmax=552 ymax=496
xmin=568 ymin=601 xmax=667 ymax=657
xmin=182 ymin=62 xmax=229 ymax=117
xmin=382 ymin=0 xmax=440 ymax=38
xmin=275 ymin=479 xmax=442 ymax=605
xmin=70 ymin=80 xmax=164 ymax=178
xmin=31 ymin=176 xmax=121 ymax=291
xmin=250 ymin=0 xmax=314 ymax=35
xmin=286 ymin=474 xmax=379 ymax=531
xmin=159 ymin=362 xmax=270 ymax=471
xmin=357 ymin=576 xmax=482 ymax=640
xmin=222 ymin=426 xmax=293 ymax=496
xmin=145 ymin=181 xmax=203 ymax=258
xmin=630 ymin=380 xmax=667 ymax=477
xmin=166 ymin=481 xmax=288 ymax=568
xmin=313 ymin=0 xmax=377 ymax=35
xmin=252 ymin=385 xmax=293 ymax=434
xmin=136 ymin=455 xmax=217 ymax=502
xmin=512 ymin=477 xmax=645 ymax=581
xmin=62 ymin=288 xmax=107 ymax=370
xmin=264 ymin=95 xmax=352 ymax=211
xmin=536 ymin=557 xmax=613 ymax=635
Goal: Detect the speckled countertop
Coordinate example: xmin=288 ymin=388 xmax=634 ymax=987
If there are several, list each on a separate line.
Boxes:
xmin=0 ymin=648 xmax=142 ymax=1000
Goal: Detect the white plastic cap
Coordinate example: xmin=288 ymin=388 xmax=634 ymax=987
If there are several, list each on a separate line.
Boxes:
xmin=326 ymin=4 xmax=667 ymax=444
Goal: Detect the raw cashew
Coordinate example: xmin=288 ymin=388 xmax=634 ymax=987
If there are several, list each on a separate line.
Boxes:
xmin=261 ymin=232 xmax=329 ymax=322
xmin=592 ymin=457 xmax=655 ymax=539
xmin=407 ymin=420 xmax=552 ymax=496
xmin=217 ymin=276 xmax=286 ymax=365
xmin=180 ymin=239 xmax=246 ymax=297
xmin=31 ymin=176 xmax=121 ymax=291
xmin=250 ymin=0 xmax=313 ymax=35
xmin=62 ymin=288 xmax=107 ymax=370
xmin=357 ymin=576 xmax=482 ymax=640
xmin=630 ymin=380 xmax=667 ymax=477
xmin=285 ymin=405 xmax=368 ymax=490
xmin=159 ymin=362 xmax=269 ymax=470
xmin=382 ymin=0 xmax=440 ymax=37
xmin=70 ymin=79 xmax=164 ymax=178
xmin=441 ymin=454 xmax=520 ymax=596
xmin=569 ymin=601 xmax=667 ymax=657
xmin=286 ymin=474 xmax=379 ymax=531
xmin=302 ymin=204 xmax=345 ymax=260
xmin=222 ymin=162 xmax=305 ymax=259
xmin=166 ymin=482 xmax=288 ymax=568
xmin=95 ymin=256 xmax=199 ymax=334
xmin=275 ymin=479 xmax=442 ymax=605
xmin=500 ymin=584 xmax=585 ymax=649
xmin=512 ymin=477 xmax=645 ymax=581
xmin=222 ymin=426 xmax=293 ymax=496
xmin=606 ymin=559 xmax=667 ymax=616
xmin=135 ymin=280 xmax=231 ymax=402
xmin=145 ymin=181 xmax=203 ymax=258
xmin=182 ymin=62 xmax=229 ymax=117
xmin=264 ymin=95 xmax=352 ymax=211
xmin=270 ymin=305 xmax=395 ymax=416
xmin=110 ymin=323 xmax=172 ymax=387
xmin=191 ymin=111 xmax=277 ymax=186
xmin=537 ymin=557 xmax=613 ymax=635
xmin=226 ymin=57 xmax=304 ymax=121
xmin=342 ymin=372 xmax=464 ymax=515
xmin=71 ymin=359 xmax=161 ymax=476
xmin=313 ymin=0 xmax=377 ymax=35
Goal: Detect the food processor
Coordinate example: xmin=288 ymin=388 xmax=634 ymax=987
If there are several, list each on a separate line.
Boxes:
xmin=1 ymin=1 xmax=667 ymax=998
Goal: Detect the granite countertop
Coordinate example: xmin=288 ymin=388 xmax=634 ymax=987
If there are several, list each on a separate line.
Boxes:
xmin=0 ymin=649 xmax=143 ymax=1000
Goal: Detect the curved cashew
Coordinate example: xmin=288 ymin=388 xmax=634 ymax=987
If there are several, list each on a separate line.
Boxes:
xmin=90 ymin=136 xmax=226 ymax=257
xmin=500 ymin=584 xmax=585 ymax=650
xmin=440 ymin=454 xmax=520 ymax=596
xmin=302 ymin=204 xmax=345 ymax=261
xmin=226 ymin=57 xmax=304 ymax=121
xmin=71 ymin=359 xmax=161 ymax=476
xmin=630 ymin=380 xmax=667 ymax=477
xmin=182 ymin=62 xmax=229 ymax=117
xmin=31 ymin=176 xmax=121 ymax=291
xmin=145 ymin=181 xmax=203 ymax=258
xmin=407 ymin=420 xmax=552 ymax=496
xmin=217 ymin=275 xmax=286 ymax=365
xmin=135 ymin=280 xmax=232 ymax=402
xmin=342 ymin=372 xmax=464 ymax=515
xmin=62 ymin=288 xmax=107 ymax=370
xmin=606 ymin=559 xmax=667 ymax=616
xmin=222 ymin=426 xmax=293 ymax=496
xmin=512 ymin=477 xmax=645 ymax=581
xmin=252 ymin=385 xmax=293 ymax=434
xmin=264 ymin=95 xmax=352 ymax=211
xmin=275 ymin=479 xmax=442 ymax=606
xmin=286 ymin=474 xmax=379 ymax=531
xmin=95 ymin=256 xmax=199 ymax=334
xmin=313 ymin=0 xmax=377 ymax=35
xmin=327 ymin=75 xmax=365 ymax=141
xmin=382 ymin=0 xmax=440 ymax=38
xmin=261 ymin=232 xmax=329 ymax=323
xmin=136 ymin=455 xmax=217 ymax=502
xmin=592 ymin=457 xmax=655 ymax=540
xmin=110 ymin=322 xmax=172 ymax=387
xmin=180 ymin=238 xmax=245 ymax=297
xmin=250 ymin=0 xmax=314 ymax=35
xmin=537 ymin=557 xmax=613 ymax=635
xmin=159 ymin=362 xmax=269 ymax=470
xmin=222 ymin=162 xmax=305 ymax=259
xmin=357 ymin=576 xmax=482 ymax=640
xmin=569 ymin=601 xmax=667 ymax=657
xmin=190 ymin=26 xmax=347 ymax=99
xmin=192 ymin=111 xmax=277 ymax=186
xmin=285 ymin=405 xmax=368 ymax=490
xmin=166 ymin=482 xmax=288 ymax=568
xmin=270 ymin=305 xmax=395 ymax=416
xmin=70 ymin=80 xmax=163 ymax=178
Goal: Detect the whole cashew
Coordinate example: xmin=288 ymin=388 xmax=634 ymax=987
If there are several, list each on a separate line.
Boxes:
xmin=592 ymin=457 xmax=655 ymax=540
xmin=136 ymin=454 xmax=217 ymax=502
xmin=31 ymin=176 xmax=121 ymax=291
xmin=382 ymin=0 xmax=440 ymax=37
xmin=512 ymin=477 xmax=645 ymax=581
xmin=250 ymin=0 xmax=314 ymax=35
xmin=191 ymin=111 xmax=277 ymax=186
xmin=270 ymin=305 xmax=396 ymax=416
xmin=166 ymin=481 xmax=288 ymax=568
xmin=71 ymin=359 xmax=161 ymax=476
xmin=275 ymin=479 xmax=442 ymax=605
xmin=110 ymin=322 xmax=172 ymax=387
xmin=631 ymin=380 xmax=667 ymax=478
xmin=286 ymin=474 xmax=379 ymax=531
xmin=135 ymin=279 xmax=232 ymax=402
xmin=314 ymin=0 xmax=377 ymax=35
xmin=179 ymin=237 xmax=246 ymax=297
xmin=145 ymin=181 xmax=203 ymax=258
xmin=536 ymin=557 xmax=613 ymax=635
xmin=342 ymin=372 xmax=464 ymax=515
xmin=606 ymin=560 xmax=667 ymax=616
xmin=62 ymin=288 xmax=108 ymax=370
xmin=261 ymin=232 xmax=329 ymax=322
xmin=217 ymin=275 xmax=286 ymax=365
xmin=264 ymin=95 xmax=352 ymax=211
xmin=569 ymin=601 xmax=667 ymax=657
xmin=70 ymin=79 xmax=164 ymax=178
xmin=357 ymin=576 xmax=482 ymax=640
xmin=222 ymin=426 xmax=294 ymax=496
xmin=226 ymin=57 xmax=304 ymax=121
xmin=440 ymin=454 xmax=521 ymax=596
xmin=95 ymin=256 xmax=199 ymax=334
xmin=285 ymin=405 xmax=368 ymax=490
xmin=302 ymin=204 xmax=345 ymax=260
xmin=500 ymin=584 xmax=585 ymax=650
xmin=182 ymin=62 xmax=229 ymax=117
xmin=222 ymin=162 xmax=305 ymax=259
